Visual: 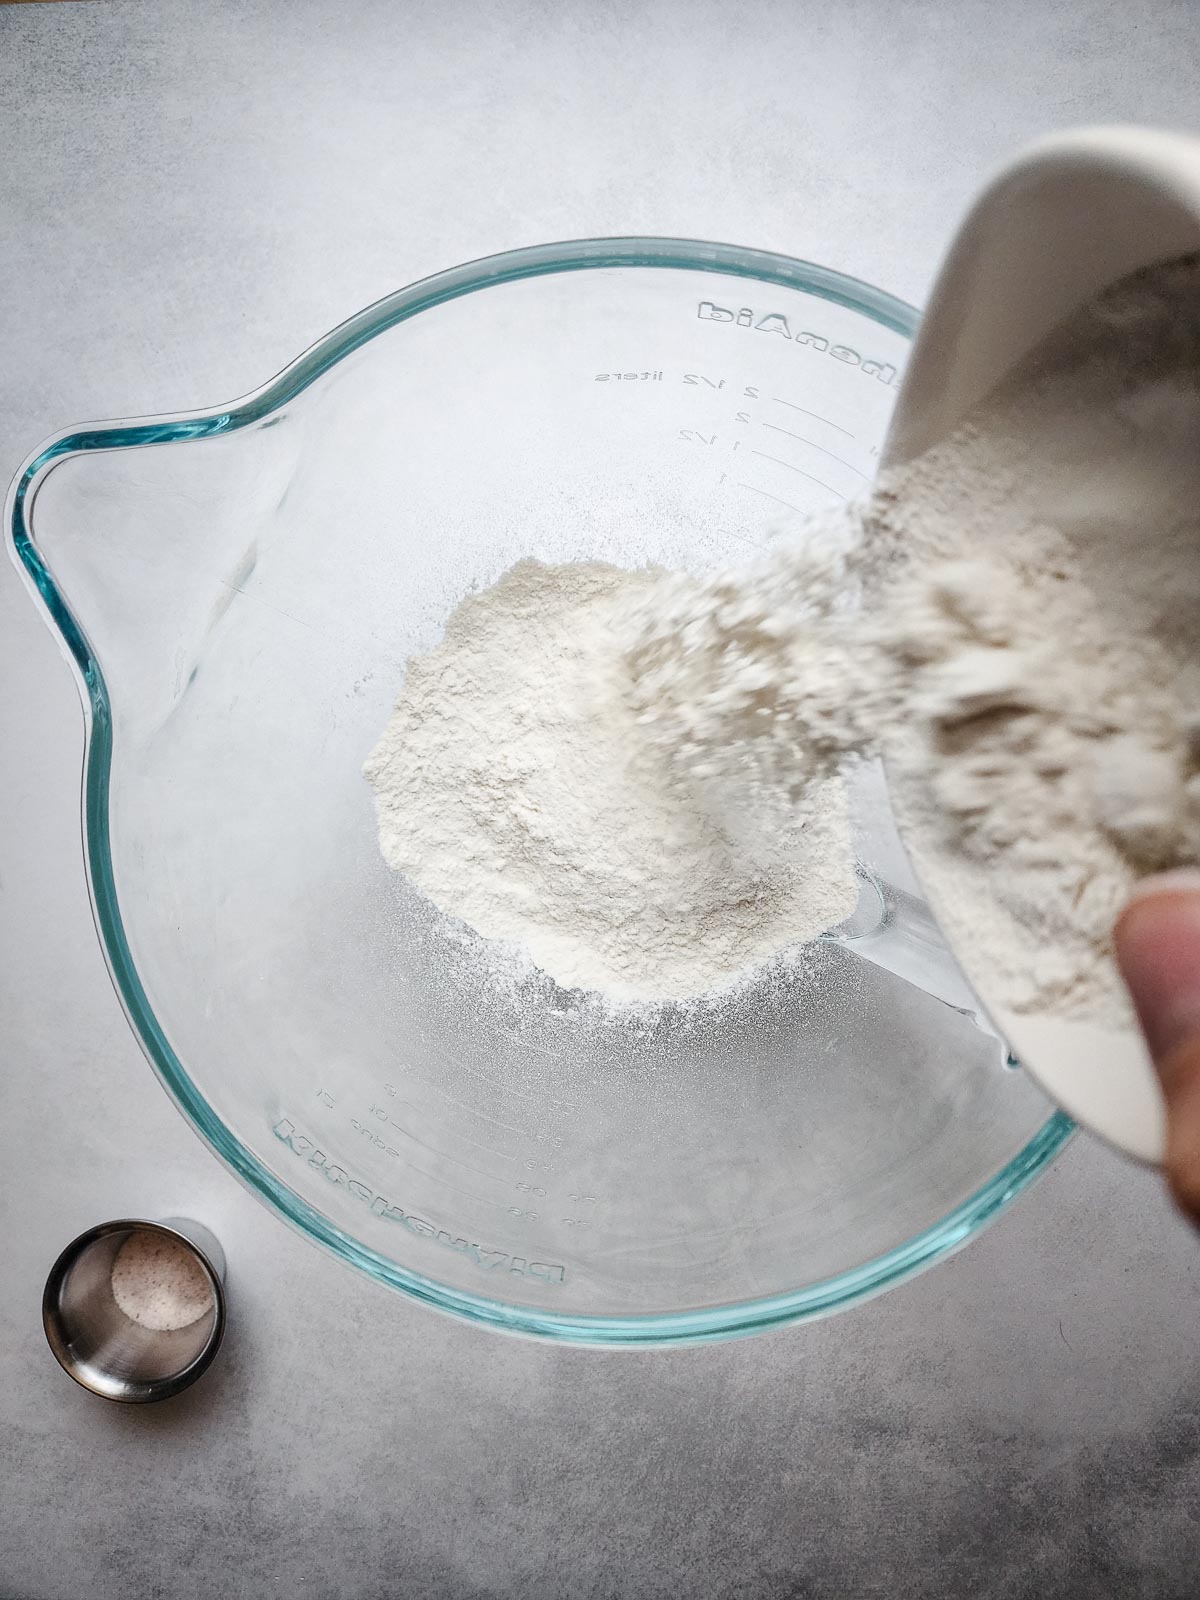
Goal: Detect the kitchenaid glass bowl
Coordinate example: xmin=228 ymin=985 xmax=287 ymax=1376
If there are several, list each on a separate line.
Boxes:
xmin=9 ymin=240 xmax=1071 ymax=1345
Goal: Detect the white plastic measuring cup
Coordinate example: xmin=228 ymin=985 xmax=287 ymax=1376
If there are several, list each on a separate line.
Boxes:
xmin=884 ymin=124 xmax=1200 ymax=1165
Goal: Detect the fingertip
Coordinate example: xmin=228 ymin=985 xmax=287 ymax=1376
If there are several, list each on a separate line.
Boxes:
xmin=1116 ymin=875 xmax=1200 ymax=1062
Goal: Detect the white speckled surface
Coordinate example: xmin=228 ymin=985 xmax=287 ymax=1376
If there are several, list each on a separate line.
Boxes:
xmin=3 ymin=3 xmax=1200 ymax=1595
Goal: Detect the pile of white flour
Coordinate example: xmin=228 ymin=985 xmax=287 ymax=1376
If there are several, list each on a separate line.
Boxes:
xmin=363 ymin=560 xmax=858 ymax=1002
xmin=366 ymin=255 xmax=1200 ymax=1020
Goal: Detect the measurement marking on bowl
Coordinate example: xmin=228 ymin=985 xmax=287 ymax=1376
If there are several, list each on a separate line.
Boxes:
xmin=749 ymin=449 xmax=845 ymax=499
xmin=385 ymin=1068 xmax=564 ymax=1136
xmin=483 ymin=1028 xmax=576 ymax=1068
xmin=717 ymin=524 xmax=771 ymax=550
xmin=348 ymin=1119 xmax=511 ymax=1212
xmin=368 ymin=1098 xmax=578 ymax=1203
xmin=369 ymin=1104 xmax=519 ymax=1185
xmin=772 ymin=396 xmax=855 ymax=437
xmin=760 ymin=423 xmax=868 ymax=478
xmin=382 ymin=1091 xmax=525 ymax=1159
xmin=388 ymin=1074 xmax=528 ymax=1133
xmin=447 ymin=1048 xmax=579 ymax=1113
xmin=353 ymin=1116 xmax=515 ymax=1203
xmin=733 ymin=482 xmax=804 ymax=514
xmin=481 ymin=1019 xmax=586 ymax=1079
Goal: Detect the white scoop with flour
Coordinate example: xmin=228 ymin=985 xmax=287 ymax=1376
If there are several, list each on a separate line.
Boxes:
xmin=884 ymin=125 xmax=1200 ymax=1165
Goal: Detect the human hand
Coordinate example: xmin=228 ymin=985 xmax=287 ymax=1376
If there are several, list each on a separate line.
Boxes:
xmin=1115 ymin=871 xmax=1200 ymax=1225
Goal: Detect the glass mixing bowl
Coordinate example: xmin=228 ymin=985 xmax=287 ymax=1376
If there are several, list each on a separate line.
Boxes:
xmin=9 ymin=240 xmax=1071 ymax=1344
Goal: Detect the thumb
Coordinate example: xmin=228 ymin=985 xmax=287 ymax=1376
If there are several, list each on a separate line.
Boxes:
xmin=1115 ymin=870 xmax=1200 ymax=1225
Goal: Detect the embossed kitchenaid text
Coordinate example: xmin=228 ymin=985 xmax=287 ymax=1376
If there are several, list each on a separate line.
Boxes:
xmin=272 ymin=1118 xmax=567 ymax=1284
xmin=696 ymin=301 xmax=900 ymax=385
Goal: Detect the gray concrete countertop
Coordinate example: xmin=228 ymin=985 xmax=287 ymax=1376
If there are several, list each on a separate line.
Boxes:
xmin=2 ymin=3 xmax=1199 ymax=1596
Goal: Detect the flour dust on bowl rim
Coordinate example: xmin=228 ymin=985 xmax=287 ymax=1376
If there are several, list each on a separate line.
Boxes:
xmin=7 ymin=238 xmax=1072 ymax=1345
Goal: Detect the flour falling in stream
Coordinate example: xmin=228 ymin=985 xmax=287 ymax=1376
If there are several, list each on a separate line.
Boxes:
xmin=366 ymin=255 xmax=1200 ymax=1024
